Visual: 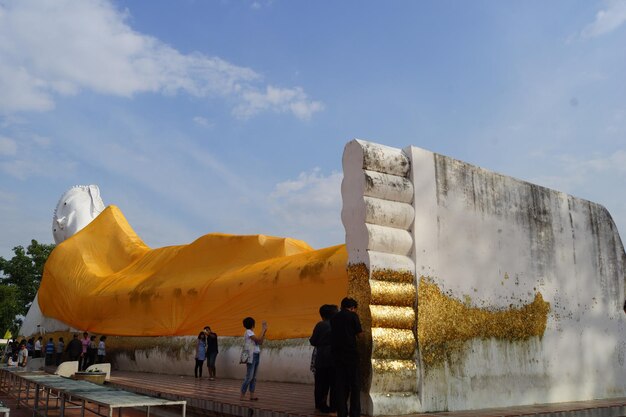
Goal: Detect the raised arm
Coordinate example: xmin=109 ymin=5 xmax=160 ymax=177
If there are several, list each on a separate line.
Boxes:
xmin=250 ymin=321 xmax=268 ymax=345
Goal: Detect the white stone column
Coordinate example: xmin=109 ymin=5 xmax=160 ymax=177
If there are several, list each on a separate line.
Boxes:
xmin=342 ymin=139 xmax=420 ymax=416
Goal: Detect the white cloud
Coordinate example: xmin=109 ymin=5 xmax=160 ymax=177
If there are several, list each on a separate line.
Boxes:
xmin=269 ymin=168 xmax=343 ymax=247
xmin=0 ymin=136 xmax=17 ymax=155
xmin=530 ymin=150 xmax=626 ymax=194
xmin=0 ymin=189 xmax=16 ymax=205
xmin=560 ymin=150 xmax=626 ymax=181
xmin=0 ymin=0 xmax=323 ymax=120
xmin=234 ymin=86 xmax=325 ymax=120
xmin=0 ymin=133 xmax=76 ymax=180
xmin=250 ymin=0 xmax=273 ymax=10
xmin=0 ymin=158 xmax=77 ymax=181
xmin=581 ymin=0 xmax=626 ymax=38
xmin=192 ymin=116 xmax=213 ymax=128
xmin=31 ymin=134 xmax=51 ymax=147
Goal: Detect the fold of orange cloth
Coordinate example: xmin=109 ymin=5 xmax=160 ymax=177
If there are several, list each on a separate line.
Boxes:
xmin=39 ymin=206 xmax=348 ymax=338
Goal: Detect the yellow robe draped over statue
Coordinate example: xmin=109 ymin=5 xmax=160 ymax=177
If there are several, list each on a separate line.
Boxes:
xmin=38 ymin=206 xmax=348 ymax=338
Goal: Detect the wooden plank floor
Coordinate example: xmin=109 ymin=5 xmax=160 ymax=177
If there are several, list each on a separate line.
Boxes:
xmin=108 ymin=371 xmax=626 ymax=417
xmin=4 ymin=370 xmax=626 ymax=417
xmin=109 ymin=371 xmax=315 ymax=416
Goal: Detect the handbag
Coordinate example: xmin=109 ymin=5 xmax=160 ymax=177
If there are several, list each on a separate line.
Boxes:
xmin=239 ymin=334 xmax=253 ymax=364
xmin=239 ymin=348 xmax=250 ymax=364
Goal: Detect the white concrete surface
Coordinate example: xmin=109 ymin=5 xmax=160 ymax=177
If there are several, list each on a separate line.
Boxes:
xmin=55 ymin=361 xmax=78 ymax=377
xmin=344 ymin=139 xmax=410 ymax=177
xmin=367 ymin=251 xmax=415 ymax=274
xmin=407 ymin=146 xmax=626 ymax=412
xmin=111 ymin=337 xmax=314 ymax=384
xmin=342 ymin=139 xmax=419 ymax=416
xmin=363 ymin=197 xmax=414 ymax=229
xmin=343 ymin=139 xmax=625 ymax=414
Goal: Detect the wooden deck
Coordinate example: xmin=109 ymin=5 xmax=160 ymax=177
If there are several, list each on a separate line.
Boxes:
xmin=108 ymin=371 xmax=626 ymax=417
xmin=109 ymin=371 xmax=313 ymax=416
xmin=3 ymin=370 xmax=626 ymax=417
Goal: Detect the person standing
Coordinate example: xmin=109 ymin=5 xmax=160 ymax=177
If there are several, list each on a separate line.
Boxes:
xmin=204 ymin=326 xmax=219 ymax=380
xmin=310 ymin=304 xmax=338 ymax=414
xmin=56 ymin=337 xmax=65 ymax=365
xmin=34 ymin=336 xmax=43 ymax=358
xmin=45 ymin=338 xmax=55 ymax=366
xmin=97 ymin=336 xmax=106 ymax=363
xmin=330 ymin=297 xmax=362 ymax=417
xmin=86 ymin=335 xmax=98 ymax=368
xmin=66 ymin=334 xmax=82 ymax=362
xmin=26 ymin=338 xmax=34 ymax=357
xmin=194 ymin=331 xmax=207 ymax=378
xmin=17 ymin=343 xmax=28 ymax=367
xmin=240 ymin=317 xmax=267 ymax=401
xmin=80 ymin=332 xmax=90 ymax=370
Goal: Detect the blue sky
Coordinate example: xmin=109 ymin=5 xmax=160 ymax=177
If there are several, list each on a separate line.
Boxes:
xmin=1 ymin=0 xmax=625 ymax=259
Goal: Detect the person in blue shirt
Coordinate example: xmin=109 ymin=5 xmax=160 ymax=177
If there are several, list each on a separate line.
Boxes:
xmin=194 ymin=331 xmax=207 ymax=378
xmin=45 ymin=338 xmax=55 ymax=366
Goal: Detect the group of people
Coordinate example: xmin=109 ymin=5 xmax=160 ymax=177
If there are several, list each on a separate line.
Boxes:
xmin=2 ymin=332 xmax=107 ymax=371
xmin=309 ymin=297 xmax=362 ymax=417
xmin=237 ymin=297 xmax=362 ymax=417
xmin=3 ymin=340 xmax=30 ymax=367
xmin=67 ymin=332 xmax=107 ymax=371
xmin=3 ymin=336 xmax=64 ymax=367
xmin=3 ymin=300 xmax=362 ymax=417
xmin=194 ymin=326 xmax=219 ymax=379
xmin=193 ymin=317 xmax=268 ymax=402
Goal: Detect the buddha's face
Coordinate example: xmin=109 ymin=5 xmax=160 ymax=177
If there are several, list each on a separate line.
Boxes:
xmin=53 ymin=185 xmax=105 ymax=244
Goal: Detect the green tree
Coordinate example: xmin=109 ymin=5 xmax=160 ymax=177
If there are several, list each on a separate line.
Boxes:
xmin=0 ymin=239 xmax=55 ymax=333
xmin=0 ymin=285 xmax=19 ymax=335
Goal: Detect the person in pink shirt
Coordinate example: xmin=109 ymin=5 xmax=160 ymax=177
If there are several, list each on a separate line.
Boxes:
xmin=80 ymin=332 xmax=90 ymax=371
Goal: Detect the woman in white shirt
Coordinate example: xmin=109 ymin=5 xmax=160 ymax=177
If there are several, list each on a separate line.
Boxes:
xmin=240 ymin=317 xmax=268 ymax=401
xmin=97 ymin=336 xmax=107 ymax=363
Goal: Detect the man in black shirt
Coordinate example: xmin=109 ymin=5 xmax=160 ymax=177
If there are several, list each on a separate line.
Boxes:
xmin=66 ymin=333 xmax=82 ymax=362
xmin=310 ymin=304 xmax=339 ymax=413
xmin=331 ymin=297 xmax=362 ymax=417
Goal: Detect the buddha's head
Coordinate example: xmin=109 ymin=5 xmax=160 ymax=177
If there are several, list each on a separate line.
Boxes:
xmin=52 ymin=185 xmax=105 ymax=244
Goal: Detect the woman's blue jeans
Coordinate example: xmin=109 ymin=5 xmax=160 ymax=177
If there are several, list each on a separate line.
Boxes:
xmin=241 ymin=352 xmax=260 ymax=394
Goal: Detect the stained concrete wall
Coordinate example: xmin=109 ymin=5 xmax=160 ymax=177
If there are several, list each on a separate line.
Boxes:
xmin=109 ymin=336 xmax=314 ymax=384
xmin=342 ymin=139 xmax=626 ymax=414
xmin=409 ymin=146 xmax=626 ymax=411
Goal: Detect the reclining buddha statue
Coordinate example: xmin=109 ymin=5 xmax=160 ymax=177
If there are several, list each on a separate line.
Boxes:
xmin=27 ymin=185 xmax=348 ymax=338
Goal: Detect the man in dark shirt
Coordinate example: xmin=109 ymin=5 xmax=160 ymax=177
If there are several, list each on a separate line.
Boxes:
xmin=331 ymin=297 xmax=362 ymax=417
xmin=66 ymin=333 xmax=82 ymax=362
xmin=310 ymin=304 xmax=339 ymax=413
